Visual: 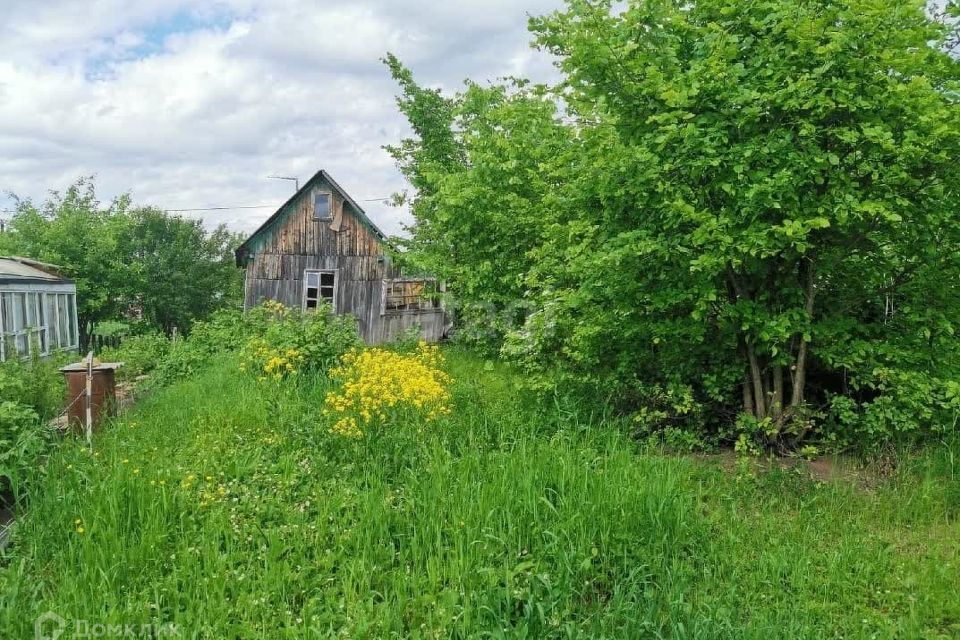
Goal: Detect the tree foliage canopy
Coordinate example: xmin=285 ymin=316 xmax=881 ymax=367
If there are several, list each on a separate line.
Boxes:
xmin=388 ymin=0 xmax=960 ymax=450
xmin=0 ymin=178 xmax=242 ymax=344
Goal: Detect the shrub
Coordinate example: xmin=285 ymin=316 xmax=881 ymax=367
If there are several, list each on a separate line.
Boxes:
xmin=0 ymin=356 xmax=67 ymax=503
xmin=185 ymin=307 xmax=253 ymax=354
xmin=0 ymin=400 xmax=48 ymax=504
xmin=387 ymin=323 xmax=426 ymax=353
xmin=239 ymin=301 xmax=360 ymax=382
xmin=0 ymin=356 xmax=65 ymax=421
xmin=826 ymin=369 xmax=960 ymax=451
xmin=149 ymin=308 xmax=255 ymax=388
xmin=99 ymin=332 xmax=170 ymax=381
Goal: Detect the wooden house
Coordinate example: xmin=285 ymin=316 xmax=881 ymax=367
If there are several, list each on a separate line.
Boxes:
xmin=0 ymin=257 xmax=79 ymax=361
xmin=235 ymin=170 xmax=446 ymax=343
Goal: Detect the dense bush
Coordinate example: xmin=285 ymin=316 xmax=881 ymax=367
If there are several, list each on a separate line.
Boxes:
xmin=0 ymin=401 xmax=48 ymax=504
xmin=97 ymin=307 xmax=256 ymax=390
xmin=0 ymin=356 xmax=64 ymax=422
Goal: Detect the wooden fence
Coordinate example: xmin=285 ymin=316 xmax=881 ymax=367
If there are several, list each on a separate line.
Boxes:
xmin=90 ymin=334 xmax=122 ymax=353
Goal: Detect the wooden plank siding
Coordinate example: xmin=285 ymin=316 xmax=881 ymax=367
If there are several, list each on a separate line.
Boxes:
xmin=240 ymin=172 xmax=446 ymax=344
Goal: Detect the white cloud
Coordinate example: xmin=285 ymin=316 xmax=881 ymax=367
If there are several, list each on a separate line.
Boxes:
xmin=0 ymin=0 xmax=562 ymax=236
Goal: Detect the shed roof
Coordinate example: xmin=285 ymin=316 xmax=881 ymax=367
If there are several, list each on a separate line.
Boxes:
xmin=0 ymin=257 xmax=73 ymax=285
xmin=235 ymin=169 xmax=388 ymax=266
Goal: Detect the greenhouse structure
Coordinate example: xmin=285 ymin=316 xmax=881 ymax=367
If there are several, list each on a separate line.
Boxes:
xmin=0 ymin=257 xmax=79 ymax=362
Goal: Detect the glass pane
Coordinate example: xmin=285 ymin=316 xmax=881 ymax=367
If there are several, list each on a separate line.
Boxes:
xmin=320 ymin=272 xmax=335 ymax=287
xmin=39 ymin=327 xmax=47 ymax=354
xmin=68 ymin=295 xmax=77 ymax=346
xmin=307 ymin=272 xmax=319 ymax=287
xmin=320 ymin=287 xmax=334 ymax=301
xmin=306 ymin=299 xmax=317 ymax=310
xmin=314 ymin=193 xmax=331 ymax=219
xmin=306 ymin=287 xmax=318 ymax=299
xmin=26 ymin=293 xmax=37 ymax=327
xmin=1 ymin=293 xmax=12 ymax=334
xmin=37 ymin=293 xmax=46 ymax=328
xmin=45 ymin=293 xmax=55 ymax=330
xmin=13 ymin=293 xmax=26 ymax=331
xmin=58 ymin=294 xmax=69 ymax=347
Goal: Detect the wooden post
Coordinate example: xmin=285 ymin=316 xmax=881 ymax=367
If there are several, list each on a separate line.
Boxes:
xmin=85 ymin=351 xmax=94 ymax=451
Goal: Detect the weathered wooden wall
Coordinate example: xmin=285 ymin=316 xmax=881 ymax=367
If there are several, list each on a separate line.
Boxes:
xmin=242 ymin=175 xmax=446 ymax=344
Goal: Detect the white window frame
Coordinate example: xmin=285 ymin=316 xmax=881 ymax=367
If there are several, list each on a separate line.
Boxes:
xmin=380 ymin=278 xmax=442 ymax=315
xmin=302 ymin=269 xmax=337 ymax=312
xmin=31 ymin=293 xmax=49 ymax=355
xmin=0 ymin=293 xmax=6 ymax=362
xmin=57 ymin=293 xmax=79 ymax=350
xmin=2 ymin=292 xmax=29 ymax=359
xmin=313 ymin=191 xmax=333 ymax=221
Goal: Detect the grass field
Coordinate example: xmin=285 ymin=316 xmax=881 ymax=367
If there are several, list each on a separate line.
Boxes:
xmin=1 ymin=349 xmax=958 ymax=638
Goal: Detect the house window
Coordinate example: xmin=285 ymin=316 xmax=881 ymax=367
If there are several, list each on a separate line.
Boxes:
xmin=303 ymin=270 xmax=336 ymax=311
xmin=314 ymin=192 xmax=332 ymax=221
xmin=382 ymin=279 xmax=441 ymax=313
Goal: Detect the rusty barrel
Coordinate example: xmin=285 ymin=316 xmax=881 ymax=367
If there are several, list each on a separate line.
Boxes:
xmin=60 ymin=362 xmax=121 ymax=434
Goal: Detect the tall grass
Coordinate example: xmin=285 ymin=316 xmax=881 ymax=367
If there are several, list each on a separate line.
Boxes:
xmin=0 ymin=350 xmax=957 ymax=638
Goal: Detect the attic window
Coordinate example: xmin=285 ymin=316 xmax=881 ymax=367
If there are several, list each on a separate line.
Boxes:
xmin=304 ymin=270 xmax=336 ymax=311
xmin=314 ymin=192 xmax=332 ymax=221
xmin=382 ymin=279 xmax=441 ymax=314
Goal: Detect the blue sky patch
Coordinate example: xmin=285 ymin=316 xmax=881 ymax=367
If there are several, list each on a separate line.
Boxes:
xmin=84 ymin=7 xmax=240 ymax=80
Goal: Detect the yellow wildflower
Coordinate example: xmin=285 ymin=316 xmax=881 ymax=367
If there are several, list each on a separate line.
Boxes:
xmin=325 ymin=343 xmax=452 ymax=439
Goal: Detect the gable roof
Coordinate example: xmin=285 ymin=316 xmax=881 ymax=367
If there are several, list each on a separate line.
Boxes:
xmin=0 ymin=256 xmax=73 ymax=285
xmin=235 ymin=169 xmax=387 ymax=265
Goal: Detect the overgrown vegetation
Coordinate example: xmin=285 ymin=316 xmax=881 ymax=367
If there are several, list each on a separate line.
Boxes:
xmin=0 ymin=351 xmax=956 ymax=637
xmin=0 ymin=355 xmax=65 ymax=504
xmin=0 ymin=300 xmax=361 ymax=514
xmin=101 ymin=301 xmax=360 ymax=391
xmin=386 ymin=0 xmax=960 ymax=453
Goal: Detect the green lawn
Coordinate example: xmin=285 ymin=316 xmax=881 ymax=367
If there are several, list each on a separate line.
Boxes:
xmin=1 ymin=350 xmax=958 ymax=638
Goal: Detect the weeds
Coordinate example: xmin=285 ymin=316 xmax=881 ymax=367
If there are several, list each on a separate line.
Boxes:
xmin=0 ymin=350 xmax=956 ymax=638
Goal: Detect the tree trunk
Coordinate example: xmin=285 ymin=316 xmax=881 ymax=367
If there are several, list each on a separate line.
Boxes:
xmin=79 ymin=317 xmax=93 ymax=353
xmin=743 ymin=377 xmax=755 ymax=416
xmin=771 ymin=365 xmax=784 ymax=420
xmin=790 ymin=258 xmax=817 ymax=409
xmin=729 ymin=266 xmax=770 ymax=421
xmin=746 ymin=341 xmax=767 ymax=420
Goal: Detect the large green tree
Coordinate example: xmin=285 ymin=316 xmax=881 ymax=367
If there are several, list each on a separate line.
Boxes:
xmin=385 ymin=55 xmax=575 ymax=309
xmin=118 ymin=208 xmax=241 ymax=335
xmin=390 ymin=0 xmax=960 ymax=449
xmin=0 ymin=178 xmax=130 ymax=345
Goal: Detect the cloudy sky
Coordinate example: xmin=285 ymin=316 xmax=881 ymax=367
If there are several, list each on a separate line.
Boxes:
xmin=0 ymin=0 xmax=563 ymax=236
